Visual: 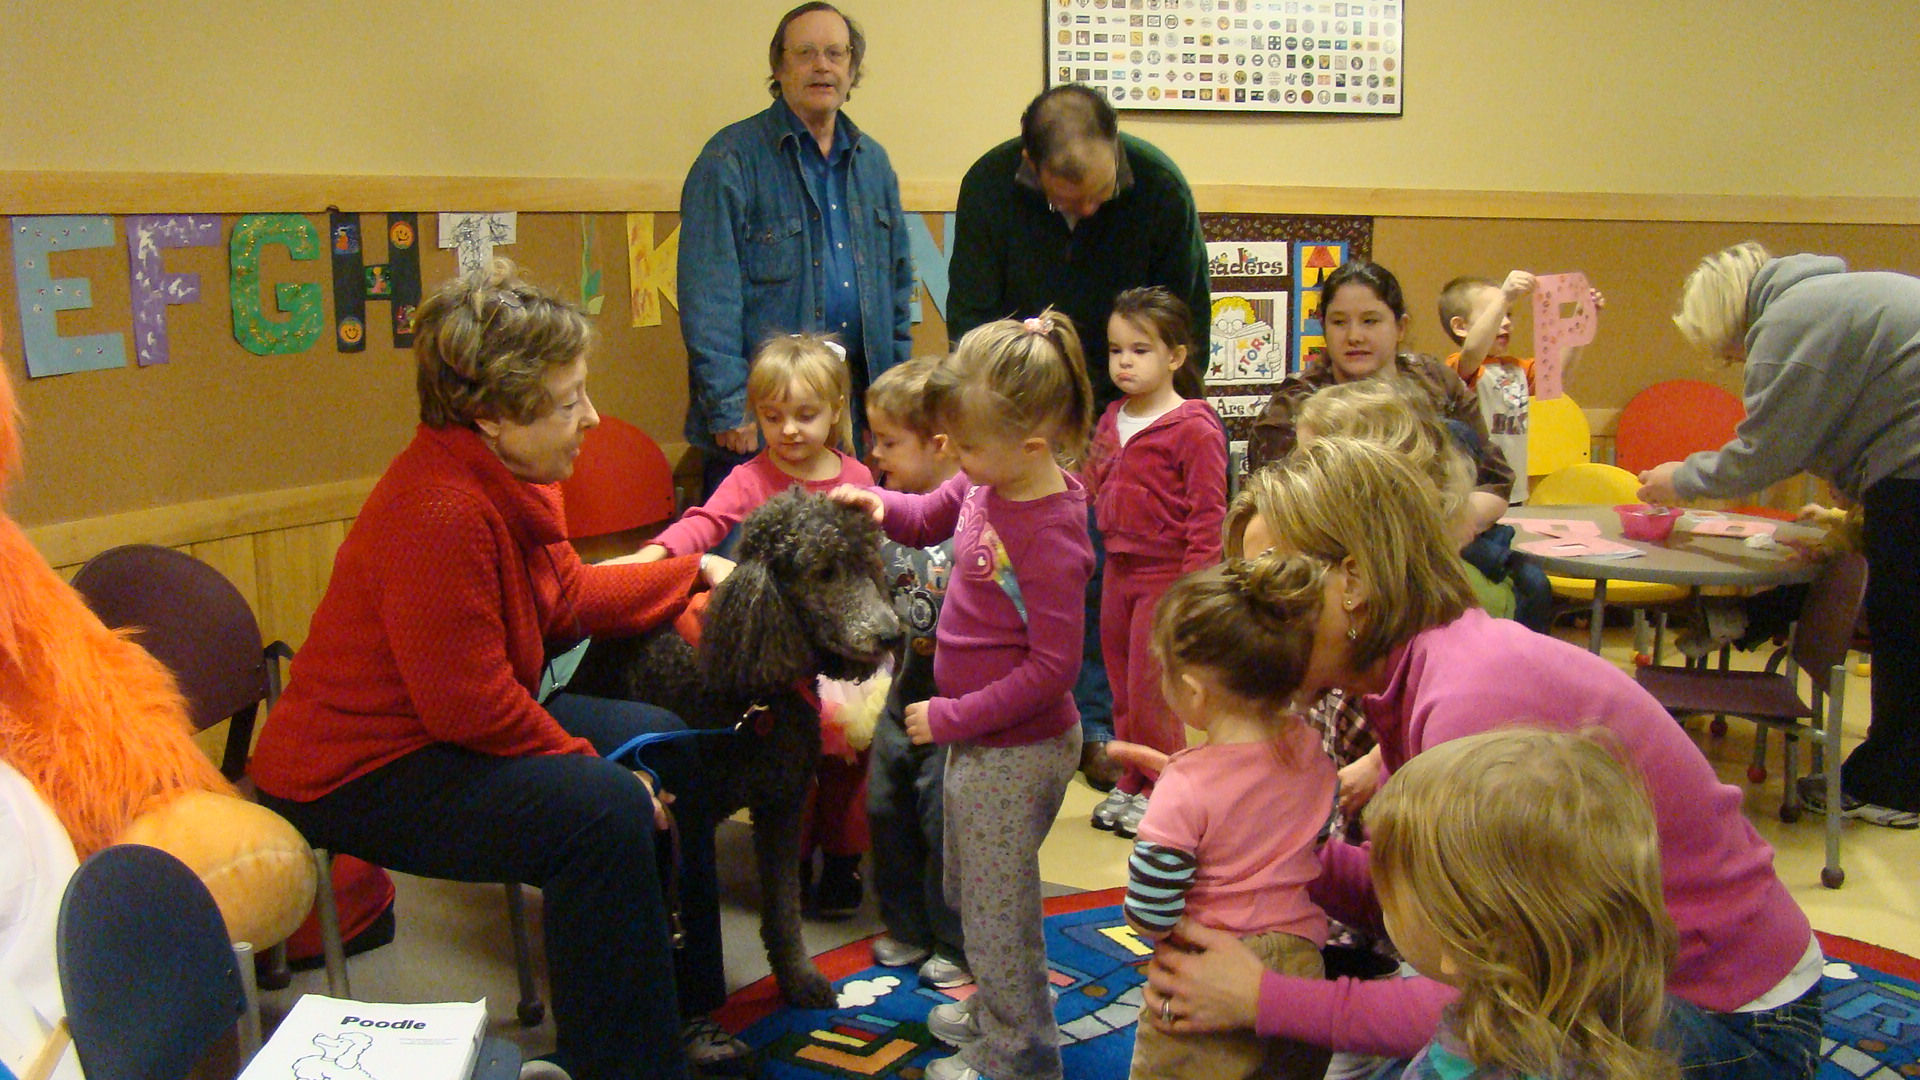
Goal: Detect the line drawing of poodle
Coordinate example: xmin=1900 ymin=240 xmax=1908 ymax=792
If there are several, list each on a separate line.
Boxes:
xmin=570 ymin=490 xmax=902 ymax=1007
xmin=291 ymin=1031 xmax=379 ymax=1080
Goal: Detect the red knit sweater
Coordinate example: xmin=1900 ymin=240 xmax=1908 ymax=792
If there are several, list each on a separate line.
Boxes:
xmin=249 ymin=424 xmax=701 ymax=801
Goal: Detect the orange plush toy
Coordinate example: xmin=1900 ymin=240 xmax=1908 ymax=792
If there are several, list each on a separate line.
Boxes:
xmin=0 ymin=334 xmax=314 ymax=950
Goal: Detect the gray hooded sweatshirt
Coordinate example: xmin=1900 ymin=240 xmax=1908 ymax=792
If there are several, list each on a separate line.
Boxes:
xmin=1676 ymin=254 xmax=1920 ymax=502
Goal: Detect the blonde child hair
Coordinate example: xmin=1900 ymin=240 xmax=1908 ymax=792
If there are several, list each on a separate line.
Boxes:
xmin=1435 ymin=276 xmax=1498 ymax=346
xmin=1367 ymin=727 xmax=1680 ymax=1080
xmin=865 ymin=354 xmax=944 ymax=438
xmin=1674 ymin=241 xmax=1773 ymax=358
xmin=933 ymin=307 xmax=1095 ymax=467
xmin=1223 ymin=437 xmax=1476 ymax=669
xmin=747 ymin=333 xmax=854 ymax=451
xmin=1296 ymin=380 xmax=1475 ymax=533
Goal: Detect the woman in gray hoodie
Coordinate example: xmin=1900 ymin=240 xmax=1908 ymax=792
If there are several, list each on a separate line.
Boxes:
xmin=1639 ymin=242 xmax=1920 ymax=826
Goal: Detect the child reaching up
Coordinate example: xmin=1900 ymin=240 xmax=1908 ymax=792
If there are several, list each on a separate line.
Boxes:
xmin=863 ymin=357 xmax=973 ymax=989
xmin=1439 ymin=272 xmax=1605 ymax=501
xmin=1367 ymin=727 xmax=1679 ymax=1080
xmin=637 ymin=332 xmax=875 ymax=914
xmin=639 ymin=333 xmax=872 ymax=559
xmin=1084 ymin=287 xmax=1228 ymax=839
xmin=830 ymin=310 xmax=1095 ymax=1080
xmin=1123 ymin=558 xmax=1336 ymax=1080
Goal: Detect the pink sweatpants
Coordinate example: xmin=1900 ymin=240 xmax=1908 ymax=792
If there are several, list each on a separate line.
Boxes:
xmin=1100 ymin=552 xmax=1188 ymax=795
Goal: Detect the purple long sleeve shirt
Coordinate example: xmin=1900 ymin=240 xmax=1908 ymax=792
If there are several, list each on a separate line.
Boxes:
xmin=1255 ymin=608 xmax=1812 ymax=1057
xmin=876 ymin=471 xmax=1093 ymax=746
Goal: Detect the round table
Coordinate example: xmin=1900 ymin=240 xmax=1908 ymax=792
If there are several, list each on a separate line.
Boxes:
xmin=1504 ymin=505 xmax=1824 ymax=653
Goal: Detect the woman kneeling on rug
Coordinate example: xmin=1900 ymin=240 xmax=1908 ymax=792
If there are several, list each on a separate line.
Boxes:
xmin=250 ymin=262 xmax=747 ymax=1080
xmin=1127 ymin=438 xmax=1822 ymax=1079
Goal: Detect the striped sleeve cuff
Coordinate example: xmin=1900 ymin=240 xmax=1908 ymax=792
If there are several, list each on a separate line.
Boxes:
xmin=1126 ymin=841 xmax=1197 ymax=935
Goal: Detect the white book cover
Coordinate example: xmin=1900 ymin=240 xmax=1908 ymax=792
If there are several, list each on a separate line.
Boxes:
xmin=240 ymin=995 xmax=486 ymax=1080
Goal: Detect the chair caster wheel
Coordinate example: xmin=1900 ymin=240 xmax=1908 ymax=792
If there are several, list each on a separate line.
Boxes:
xmin=1632 ymin=653 xmax=1652 ymax=667
xmin=1747 ymin=765 xmax=1767 ymax=784
xmin=1822 ymin=867 xmax=1845 ymax=890
xmin=518 ymin=1000 xmax=546 ymax=1027
xmin=1710 ymin=718 xmax=1728 ymax=736
xmin=1780 ymin=806 xmax=1800 ymax=824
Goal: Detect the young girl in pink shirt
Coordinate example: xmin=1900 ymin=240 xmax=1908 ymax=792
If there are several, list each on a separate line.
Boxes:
xmin=832 ymin=309 xmax=1096 ymax=1080
xmin=637 ymin=332 xmax=875 ymax=915
xmin=1122 ymin=558 xmax=1335 ymax=1080
xmin=1083 ymin=287 xmax=1228 ymax=838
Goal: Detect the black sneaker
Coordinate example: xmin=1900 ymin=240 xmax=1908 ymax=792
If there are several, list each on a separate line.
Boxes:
xmin=807 ymin=854 xmax=864 ymax=919
xmin=1797 ymin=775 xmax=1920 ymax=829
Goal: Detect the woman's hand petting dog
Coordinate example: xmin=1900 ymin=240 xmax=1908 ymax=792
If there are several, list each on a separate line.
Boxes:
xmin=632 ymin=770 xmax=676 ymax=831
xmin=826 ymin=484 xmax=885 ymax=522
xmin=698 ymin=554 xmax=735 ymax=589
xmin=904 ymin=700 xmax=934 ymax=745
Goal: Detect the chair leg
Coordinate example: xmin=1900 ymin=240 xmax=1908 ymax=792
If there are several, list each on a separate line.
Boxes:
xmin=234 ymin=940 xmax=263 ymax=1064
xmin=1780 ymin=729 xmax=1801 ymax=823
xmin=1748 ymin=727 xmax=1768 ymax=784
xmin=1652 ymin=610 xmax=1668 ymax=666
xmin=314 ymin=848 xmax=352 ymax=998
xmin=1710 ymin=644 xmax=1732 ymax=736
xmin=258 ymin=940 xmax=292 ymax=990
xmin=504 ymin=883 xmax=545 ymax=1027
xmin=1822 ymin=670 xmax=1846 ymax=889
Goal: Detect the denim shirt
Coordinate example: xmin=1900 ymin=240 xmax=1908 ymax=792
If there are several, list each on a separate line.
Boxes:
xmin=781 ymin=101 xmax=863 ymax=361
xmin=678 ymin=100 xmax=915 ymax=445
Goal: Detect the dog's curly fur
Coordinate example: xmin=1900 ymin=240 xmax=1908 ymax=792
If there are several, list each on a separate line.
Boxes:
xmin=569 ymin=490 xmax=900 ymax=1007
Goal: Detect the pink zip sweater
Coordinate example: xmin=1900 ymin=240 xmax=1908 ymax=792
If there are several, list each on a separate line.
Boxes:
xmin=1255 ymin=608 xmax=1812 ymax=1057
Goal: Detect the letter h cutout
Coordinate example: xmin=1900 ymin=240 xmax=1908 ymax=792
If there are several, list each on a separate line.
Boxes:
xmin=329 ymin=212 xmax=422 ymax=352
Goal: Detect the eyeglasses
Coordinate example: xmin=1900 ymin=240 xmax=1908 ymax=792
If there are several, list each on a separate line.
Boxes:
xmin=785 ymin=43 xmax=852 ymax=66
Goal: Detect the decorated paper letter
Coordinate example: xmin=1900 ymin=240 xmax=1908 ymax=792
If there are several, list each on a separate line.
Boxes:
xmin=126 ymin=215 xmax=221 ymax=366
xmin=1530 ymin=272 xmax=1598 ymax=400
xmin=329 ymin=212 xmax=422 ymax=351
xmin=438 ymin=212 xmax=516 ymax=276
xmin=625 ymin=213 xmax=680 ymax=328
xmin=230 ymin=214 xmax=324 ymax=356
xmin=11 ymin=216 xmax=128 ymax=377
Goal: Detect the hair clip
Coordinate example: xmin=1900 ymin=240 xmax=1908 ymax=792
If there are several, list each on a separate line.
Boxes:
xmin=824 ymin=340 xmax=848 ymax=361
xmin=1023 ymin=315 xmax=1054 ymax=335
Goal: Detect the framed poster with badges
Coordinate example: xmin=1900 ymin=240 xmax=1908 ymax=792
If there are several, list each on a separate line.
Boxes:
xmin=1044 ymin=0 xmax=1404 ymax=115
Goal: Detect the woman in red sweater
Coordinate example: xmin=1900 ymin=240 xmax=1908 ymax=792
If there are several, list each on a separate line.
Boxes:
xmin=250 ymin=262 xmax=742 ymax=1080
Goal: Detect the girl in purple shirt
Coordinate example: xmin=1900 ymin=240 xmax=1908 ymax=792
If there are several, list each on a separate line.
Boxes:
xmin=833 ymin=309 xmax=1095 ymax=1080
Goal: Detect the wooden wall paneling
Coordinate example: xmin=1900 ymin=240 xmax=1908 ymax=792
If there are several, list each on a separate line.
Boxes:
xmin=251 ymin=518 xmax=349 ymax=649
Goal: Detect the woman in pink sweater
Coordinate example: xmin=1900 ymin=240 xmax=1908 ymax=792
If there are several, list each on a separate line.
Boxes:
xmin=1131 ymin=438 xmax=1820 ymax=1080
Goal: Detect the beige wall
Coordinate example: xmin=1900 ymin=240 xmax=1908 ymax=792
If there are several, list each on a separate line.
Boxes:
xmin=4 ymin=0 xmax=1917 ymax=199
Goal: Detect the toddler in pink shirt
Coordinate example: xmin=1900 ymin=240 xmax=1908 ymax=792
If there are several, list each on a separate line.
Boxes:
xmin=1121 ymin=560 xmax=1336 ymax=1080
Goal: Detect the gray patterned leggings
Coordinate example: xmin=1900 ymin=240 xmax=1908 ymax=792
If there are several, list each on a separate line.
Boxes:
xmin=943 ymin=726 xmax=1083 ymax=1080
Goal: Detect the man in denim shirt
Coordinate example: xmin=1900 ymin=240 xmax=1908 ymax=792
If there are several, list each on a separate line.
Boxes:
xmin=679 ymin=2 xmax=915 ymax=497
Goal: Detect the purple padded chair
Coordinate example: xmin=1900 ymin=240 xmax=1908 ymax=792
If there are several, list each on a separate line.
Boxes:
xmin=1635 ymin=552 xmax=1868 ymax=888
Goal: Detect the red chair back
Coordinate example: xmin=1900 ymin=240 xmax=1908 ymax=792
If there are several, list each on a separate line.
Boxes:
xmin=558 ymin=415 xmax=676 ymax=539
xmin=1613 ymin=379 xmax=1745 ymax=475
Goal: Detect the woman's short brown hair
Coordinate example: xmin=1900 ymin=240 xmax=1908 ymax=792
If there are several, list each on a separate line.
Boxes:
xmin=414 ymin=259 xmax=592 ymax=429
xmin=1227 ymin=437 xmax=1476 ymax=669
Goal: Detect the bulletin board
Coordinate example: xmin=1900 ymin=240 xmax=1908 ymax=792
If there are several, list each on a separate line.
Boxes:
xmin=1045 ymin=0 xmax=1404 ymax=114
xmin=1202 ymin=212 xmax=1373 ymax=481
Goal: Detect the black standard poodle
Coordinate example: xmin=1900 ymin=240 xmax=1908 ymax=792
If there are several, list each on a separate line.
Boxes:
xmin=570 ymin=489 xmax=902 ymax=1006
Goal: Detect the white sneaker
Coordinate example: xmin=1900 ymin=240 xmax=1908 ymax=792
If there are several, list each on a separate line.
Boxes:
xmin=923 ymin=1053 xmax=984 ymax=1080
xmin=918 ymin=953 xmax=974 ymax=989
xmin=1115 ymin=793 xmax=1150 ymax=839
xmin=926 ymin=999 xmax=982 ymax=1047
xmin=1090 ymin=788 xmax=1133 ymax=830
xmin=872 ymin=934 xmax=932 ymax=968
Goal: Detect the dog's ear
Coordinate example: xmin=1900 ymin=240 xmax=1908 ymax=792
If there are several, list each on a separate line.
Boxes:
xmin=700 ymin=558 xmax=815 ymax=692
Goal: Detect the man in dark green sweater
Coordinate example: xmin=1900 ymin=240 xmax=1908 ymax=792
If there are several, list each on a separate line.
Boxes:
xmin=948 ymin=84 xmax=1211 ymax=795
xmin=948 ymin=85 xmax=1211 ymax=414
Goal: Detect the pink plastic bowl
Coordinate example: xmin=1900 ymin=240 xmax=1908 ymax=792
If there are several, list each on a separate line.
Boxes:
xmin=1615 ymin=504 xmax=1679 ymax=543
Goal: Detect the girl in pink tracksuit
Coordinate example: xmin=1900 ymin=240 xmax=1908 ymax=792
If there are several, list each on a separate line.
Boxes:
xmin=1083 ymin=287 xmax=1229 ymax=838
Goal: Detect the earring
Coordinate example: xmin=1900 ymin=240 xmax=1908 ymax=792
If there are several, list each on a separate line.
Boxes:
xmin=1346 ymin=626 xmax=1359 ymax=641
xmin=1343 ymin=599 xmax=1354 ymax=610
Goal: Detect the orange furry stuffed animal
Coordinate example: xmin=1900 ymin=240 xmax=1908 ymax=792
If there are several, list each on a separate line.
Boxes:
xmin=0 ymin=336 xmax=314 ymax=949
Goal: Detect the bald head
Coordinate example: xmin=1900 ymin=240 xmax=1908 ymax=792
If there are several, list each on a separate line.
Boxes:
xmin=1020 ymin=85 xmax=1119 ymax=176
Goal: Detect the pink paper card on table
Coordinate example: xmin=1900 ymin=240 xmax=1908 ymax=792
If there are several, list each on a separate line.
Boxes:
xmin=1689 ymin=517 xmax=1778 ymax=537
xmin=1530 ymin=272 xmax=1599 ymax=400
xmin=1501 ymin=517 xmax=1601 ymax=539
xmin=1515 ymin=537 xmax=1643 ymax=559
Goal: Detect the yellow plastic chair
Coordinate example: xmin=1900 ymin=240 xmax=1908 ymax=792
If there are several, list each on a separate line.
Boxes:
xmin=1526 ymin=394 xmax=1591 ymax=482
xmin=1528 ymin=464 xmax=1690 ymax=655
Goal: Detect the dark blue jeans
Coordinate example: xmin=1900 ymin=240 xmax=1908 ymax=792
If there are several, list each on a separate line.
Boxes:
xmin=866 ymin=713 xmax=963 ymax=959
xmin=261 ymin=693 xmax=721 ymax=1080
xmin=1661 ymin=984 xmax=1822 ymax=1079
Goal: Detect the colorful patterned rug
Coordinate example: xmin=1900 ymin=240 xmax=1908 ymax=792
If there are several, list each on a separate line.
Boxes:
xmin=717 ymin=888 xmax=1920 ymax=1080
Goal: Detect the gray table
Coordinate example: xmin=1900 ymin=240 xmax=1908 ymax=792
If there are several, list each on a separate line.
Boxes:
xmin=1504 ymin=506 xmax=1823 ymax=653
